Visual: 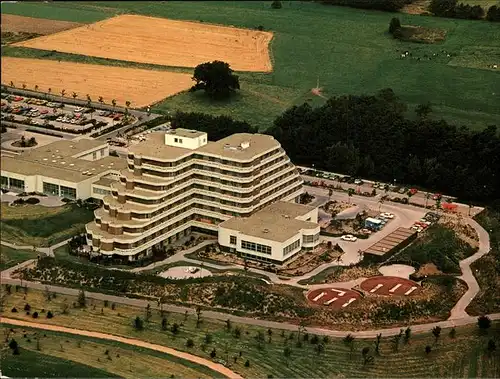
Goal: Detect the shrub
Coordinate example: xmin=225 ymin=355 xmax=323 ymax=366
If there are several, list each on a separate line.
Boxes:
xmin=134 ymin=316 xmax=144 ymax=331
xmin=46 ymin=311 xmax=53 ymax=319
xmin=11 ymin=307 xmax=17 ymax=313
xmin=32 ymin=312 xmax=39 ymax=319
xmin=478 ymin=315 xmax=491 ymax=330
xmin=186 ymin=338 xmax=195 ymax=348
xmin=389 ymin=17 xmax=401 ymax=34
xmin=271 ymin=0 xmax=282 ymax=9
xmin=24 ymin=304 xmax=31 ymax=311
xmin=25 ymin=197 xmax=40 ymax=205
xmin=210 ymin=348 xmax=216 ymax=358
xmin=244 ymin=359 xmax=250 ymax=367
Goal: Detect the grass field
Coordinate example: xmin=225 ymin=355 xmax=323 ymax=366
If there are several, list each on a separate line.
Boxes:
xmin=2 ymin=1 xmax=499 ymax=131
xmin=15 ymin=14 xmax=273 ymax=72
xmin=0 ymin=245 xmax=38 ymax=271
xmin=1 ymin=57 xmax=194 ymax=107
xmin=1 ymin=328 xmax=218 ymax=379
xmin=1 ymin=288 xmax=499 ymax=378
xmin=0 ymin=203 xmax=94 ymax=247
xmin=1 ymin=347 xmax=117 ymax=378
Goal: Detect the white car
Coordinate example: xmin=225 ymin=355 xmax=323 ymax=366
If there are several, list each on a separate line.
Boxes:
xmin=354 ymin=179 xmax=363 ymax=185
xmin=419 ymin=218 xmax=432 ymax=225
xmin=341 ymin=234 xmax=358 ymax=242
xmin=411 ymin=225 xmax=423 ymax=232
xmin=380 ymin=212 xmax=395 ymax=219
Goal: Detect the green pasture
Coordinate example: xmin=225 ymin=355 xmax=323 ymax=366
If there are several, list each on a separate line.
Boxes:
xmin=2 ymin=1 xmax=499 ymax=130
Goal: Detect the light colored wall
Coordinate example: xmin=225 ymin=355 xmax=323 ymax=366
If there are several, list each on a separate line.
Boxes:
xmin=296 ymin=207 xmax=319 ymax=223
xmin=164 ymin=132 xmax=208 ymax=150
xmin=74 ymin=145 xmax=109 ymax=161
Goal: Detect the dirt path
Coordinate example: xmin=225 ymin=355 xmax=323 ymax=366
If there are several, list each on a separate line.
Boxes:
xmin=1 ymin=318 xmax=242 ymax=379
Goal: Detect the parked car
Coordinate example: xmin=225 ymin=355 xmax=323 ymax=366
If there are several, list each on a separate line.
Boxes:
xmin=341 ymin=234 xmax=358 ymax=242
xmin=432 ymin=193 xmax=442 ymax=200
xmin=40 ymin=109 xmax=48 ymax=114
xmin=409 ymin=188 xmax=418 ymax=195
xmin=398 ymin=187 xmax=407 ymax=194
xmin=380 ymin=212 xmax=395 ymax=219
xmin=354 ymin=179 xmax=364 ymax=185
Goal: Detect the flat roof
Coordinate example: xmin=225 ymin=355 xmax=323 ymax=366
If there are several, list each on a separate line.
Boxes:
xmin=197 ymin=133 xmax=279 ymax=161
xmin=1 ymin=139 xmax=126 ymax=183
xmin=128 ymin=131 xmax=280 ymax=162
xmin=93 ymin=176 xmax=117 ymax=188
xmin=366 ymin=217 xmax=382 ymax=224
xmin=166 ymin=128 xmax=206 ymax=138
xmin=220 ymin=201 xmax=319 ymax=243
xmin=364 ymin=227 xmax=416 ymax=256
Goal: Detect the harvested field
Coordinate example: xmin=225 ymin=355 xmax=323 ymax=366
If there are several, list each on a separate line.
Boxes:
xmin=1 ymin=57 xmax=193 ymax=107
xmin=1 ymin=14 xmax=82 ymax=34
xmin=14 ymin=14 xmax=273 ymax=72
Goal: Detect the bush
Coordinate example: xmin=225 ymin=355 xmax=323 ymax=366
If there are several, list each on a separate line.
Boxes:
xmin=271 ymin=0 xmax=282 ymax=9
xmin=186 ymin=338 xmax=195 ymax=348
xmin=244 ymin=359 xmax=250 ymax=367
xmin=25 ymin=197 xmax=40 ymax=205
xmin=46 ymin=311 xmax=53 ymax=319
xmin=11 ymin=307 xmax=17 ymax=313
xmin=32 ymin=311 xmax=39 ymax=319
xmin=24 ymin=304 xmax=31 ymax=311
xmin=210 ymin=348 xmax=216 ymax=358
xmin=389 ymin=17 xmax=401 ymax=34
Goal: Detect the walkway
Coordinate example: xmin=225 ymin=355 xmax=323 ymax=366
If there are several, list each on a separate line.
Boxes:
xmin=1 ymin=318 xmax=242 ymax=379
xmin=1 ymin=237 xmax=71 ymax=257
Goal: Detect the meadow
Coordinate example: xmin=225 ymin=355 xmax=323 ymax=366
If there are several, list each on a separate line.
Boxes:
xmin=0 ymin=245 xmax=38 ymax=271
xmin=1 ymin=1 xmax=499 ymax=131
xmin=1 ymin=288 xmax=499 ymax=378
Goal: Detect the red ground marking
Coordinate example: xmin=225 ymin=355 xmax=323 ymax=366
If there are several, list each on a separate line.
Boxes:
xmin=306 ymin=288 xmax=362 ymax=310
xmin=360 ymin=276 xmax=421 ymax=296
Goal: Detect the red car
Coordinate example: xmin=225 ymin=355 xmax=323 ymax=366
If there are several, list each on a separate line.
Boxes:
xmin=432 ymin=193 xmax=442 ymax=200
xmin=40 ymin=109 xmax=49 ymax=114
xmin=13 ymin=96 xmax=24 ymax=102
xmin=409 ymin=188 xmax=418 ymax=195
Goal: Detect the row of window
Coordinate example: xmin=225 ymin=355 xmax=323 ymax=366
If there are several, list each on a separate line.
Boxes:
xmin=241 ymin=240 xmax=272 ymax=255
xmin=132 ymin=147 xmax=282 ymax=169
xmin=42 ymin=182 xmax=77 ymax=199
xmin=1 ymin=176 xmax=24 ymax=190
xmin=283 ymin=239 xmax=300 ymax=256
xmin=303 ymin=233 xmax=320 ymax=243
xmin=93 ymin=187 xmax=111 ymax=196
xmin=96 ymin=184 xmax=303 ymax=241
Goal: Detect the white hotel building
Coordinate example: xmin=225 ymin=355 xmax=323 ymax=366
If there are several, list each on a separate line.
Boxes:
xmin=85 ymin=128 xmax=321 ymax=263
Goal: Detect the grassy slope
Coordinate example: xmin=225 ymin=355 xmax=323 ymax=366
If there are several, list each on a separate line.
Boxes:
xmin=0 ymin=203 xmax=94 ymax=247
xmin=2 ymin=288 xmax=499 ymax=378
xmin=1 ymin=347 xmax=118 ymax=378
xmin=0 ymin=245 xmax=38 ymax=270
xmin=2 ymin=1 xmax=499 ymax=131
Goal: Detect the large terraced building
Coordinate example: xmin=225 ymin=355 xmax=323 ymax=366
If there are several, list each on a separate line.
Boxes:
xmin=86 ymin=129 xmax=320 ymax=263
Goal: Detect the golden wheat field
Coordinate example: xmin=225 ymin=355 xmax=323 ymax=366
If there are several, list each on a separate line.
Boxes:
xmin=14 ymin=14 xmax=274 ymax=72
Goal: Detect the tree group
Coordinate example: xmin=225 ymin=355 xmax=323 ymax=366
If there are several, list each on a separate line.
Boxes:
xmin=190 ymin=61 xmax=240 ymax=100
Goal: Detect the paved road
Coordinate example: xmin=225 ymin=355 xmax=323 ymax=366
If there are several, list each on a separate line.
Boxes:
xmin=1 ymin=318 xmax=242 ymax=379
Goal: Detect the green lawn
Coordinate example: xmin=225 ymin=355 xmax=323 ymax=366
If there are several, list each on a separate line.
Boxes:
xmin=1 ymin=348 xmax=118 ymax=378
xmin=0 ymin=203 xmax=94 ymax=247
xmin=2 ymin=1 xmax=499 ymax=130
xmin=2 ymin=288 xmax=500 ymax=378
xmin=0 ymin=245 xmax=39 ymax=271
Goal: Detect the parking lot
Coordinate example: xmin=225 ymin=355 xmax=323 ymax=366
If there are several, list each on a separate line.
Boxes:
xmin=1 ymin=93 xmax=134 ymax=135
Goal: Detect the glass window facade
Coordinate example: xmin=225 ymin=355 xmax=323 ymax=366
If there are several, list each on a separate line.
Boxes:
xmin=229 ymin=235 xmax=237 ymax=245
xmin=283 ymin=239 xmax=300 ymax=256
xmin=43 ymin=182 xmax=59 ymax=196
xmin=1 ymin=176 xmax=8 ymax=187
xmin=93 ymin=187 xmax=111 ymax=196
xmin=241 ymin=240 xmax=271 ymax=255
xmin=303 ymin=233 xmax=319 ymax=244
xmin=9 ymin=178 xmax=25 ymax=190
xmin=60 ymin=185 xmax=77 ymax=199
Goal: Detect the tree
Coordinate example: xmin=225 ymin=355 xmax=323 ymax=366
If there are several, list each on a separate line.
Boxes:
xmin=391 ymin=334 xmax=401 ymax=352
xmin=425 ymin=345 xmax=432 ymax=354
xmin=9 ymin=81 xmax=14 ymax=88
xmin=225 ymin=319 xmax=232 ymax=332
xmin=210 ymin=348 xmax=217 ymax=358
xmin=22 ymin=83 xmax=27 ymax=90
xmin=186 ymin=338 xmax=195 ymax=348
xmin=486 ymin=5 xmax=500 ymax=21
xmin=487 ymin=339 xmax=496 ymax=354
xmin=98 ymin=96 xmax=104 ymax=105
xmin=432 ymin=326 xmax=442 ymax=344
xmin=415 ymin=102 xmax=432 ymax=119
xmin=315 ymin=342 xmax=325 ymax=355
xmin=9 ymin=339 xmax=18 ymax=350
xmin=111 ymin=99 xmax=117 ymax=112
xmin=429 ymin=0 xmax=458 ymax=17
xmin=404 ymin=327 xmax=411 ymax=344
xmin=34 ymin=85 xmax=39 ymax=92
xmin=348 ymin=188 xmax=355 ymax=204
xmin=389 ymin=17 xmax=401 ymax=34
xmin=343 ymin=334 xmax=355 ymax=358
xmin=190 ymin=60 xmax=240 ymax=99
xmin=77 ymin=290 xmax=86 ymax=308
xmin=145 ymin=303 xmax=152 ymax=322
xmin=362 ymin=346 xmax=372 ymax=365
xmin=161 ymin=317 xmax=168 ymax=331
xmin=171 ymin=323 xmax=180 ymax=335
xmin=195 ymin=306 xmax=202 ymax=328
xmin=449 ymin=327 xmax=456 ymax=339
xmin=204 ymin=333 xmax=213 ymax=344
xmin=72 ymin=92 xmax=78 ymax=105
xmin=244 ymin=359 xmax=250 ymax=367
xmin=134 ymin=316 xmax=144 ymax=330
xmin=271 ymin=0 xmax=282 ymax=9
xmin=60 ymin=89 xmax=66 ymax=102
xmin=478 ymin=315 xmax=491 ymax=331
xmin=374 ymin=333 xmax=382 ymax=355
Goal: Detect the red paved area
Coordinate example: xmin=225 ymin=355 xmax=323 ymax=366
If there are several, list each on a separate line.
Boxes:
xmin=306 ymin=288 xmax=362 ymax=310
xmin=360 ymin=276 xmax=421 ymax=296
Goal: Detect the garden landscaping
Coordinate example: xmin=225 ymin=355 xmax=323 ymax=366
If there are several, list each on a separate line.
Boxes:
xmin=1 ymin=287 xmax=498 ymax=378
xmin=0 ymin=245 xmax=39 ymax=271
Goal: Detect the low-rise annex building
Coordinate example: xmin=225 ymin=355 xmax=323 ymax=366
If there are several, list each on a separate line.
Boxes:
xmin=0 ymin=138 xmax=125 ymax=199
xmin=85 ymin=128 xmax=320 ymax=263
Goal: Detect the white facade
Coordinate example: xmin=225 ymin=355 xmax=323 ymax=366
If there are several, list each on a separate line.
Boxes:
xmin=164 ymin=129 xmax=208 ymax=150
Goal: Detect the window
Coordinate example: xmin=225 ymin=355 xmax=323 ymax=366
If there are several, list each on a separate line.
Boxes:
xmin=241 ymin=240 xmax=271 ymax=255
xmin=100 ymin=148 xmax=105 ymax=157
xmin=229 ymin=235 xmax=237 ymax=245
xmin=60 ymin=185 xmax=77 ymax=199
xmin=43 ymin=182 xmax=59 ymax=196
xmin=9 ymin=178 xmax=24 ymax=190
xmin=283 ymin=239 xmax=300 ymax=256
xmin=178 ymin=138 xmax=183 ymax=143
xmin=303 ymin=233 xmax=319 ymax=244
xmin=174 ymin=138 xmax=178 ymax=143
xmin=92 ymin=151 xmax=97 ymax=160
xmin=1 ymin=176 xmax=8 ymax=187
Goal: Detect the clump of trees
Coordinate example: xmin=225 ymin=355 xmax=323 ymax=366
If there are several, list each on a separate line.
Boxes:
xmin=389 ymin=17 xmax=401 ymax=35
xmin=320 ymin=0 xmax=417 ymax=12
xmin=271 ymin=0 xmax=282 ymax=9
xmin=171 ymin=111 xmax=257 ymax=141
xmin=190 ymin=60 xmax=240 ymax=99
xmin=266 ymin=88 xmax=500 ymax=204
xmin=429 ymin=0 xmax=496 ymax=21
